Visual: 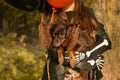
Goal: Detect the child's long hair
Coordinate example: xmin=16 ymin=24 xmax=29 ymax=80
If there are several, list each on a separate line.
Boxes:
xmin=39 ymin=0 xmax=98 ymax=49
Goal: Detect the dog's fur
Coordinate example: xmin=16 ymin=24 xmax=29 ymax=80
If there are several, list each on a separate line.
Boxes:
xmin=50 ymin=23 xmax=96 ymax=80
xmin=50 ymin=23 xmax=95 ymax=67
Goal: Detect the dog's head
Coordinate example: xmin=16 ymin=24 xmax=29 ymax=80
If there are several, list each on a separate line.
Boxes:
xmin=50 ymin=23 xmax=68 ymax=47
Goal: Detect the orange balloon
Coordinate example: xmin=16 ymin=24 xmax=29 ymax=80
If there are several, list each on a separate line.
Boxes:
xmin=47 ymin=0 xmax=74 ymax=8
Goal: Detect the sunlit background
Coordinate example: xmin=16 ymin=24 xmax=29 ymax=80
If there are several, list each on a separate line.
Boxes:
xmin=0 ymin=0 xmax=120 ymax=80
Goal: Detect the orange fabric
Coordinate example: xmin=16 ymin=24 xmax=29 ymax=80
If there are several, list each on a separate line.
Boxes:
xmin=47 ymin=0 xmax=74 ymax=8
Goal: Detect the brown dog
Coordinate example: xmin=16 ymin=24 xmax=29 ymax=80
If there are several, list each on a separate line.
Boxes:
xmin=50 ymin=23 xmax=96 ymax=80
xmin=50 ymin=23 xmax=94 ymax=65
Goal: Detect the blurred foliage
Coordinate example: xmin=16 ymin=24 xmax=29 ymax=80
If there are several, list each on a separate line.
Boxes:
xmin=0 ymin=32 xmax=45 ymax=80
xmin=0 ymin=1 xmax=45 ymax=80
xmin=0 ymin=0 xmax=120 ymax=80
xmin=0 ymin=1 xmax=41 ymax=39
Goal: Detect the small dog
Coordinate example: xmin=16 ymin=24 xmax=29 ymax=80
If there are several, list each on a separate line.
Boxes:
xmin=50 ymin=23 xmax=96 ymax=80
xmin=50 ymin=23 xmax=95 ymax=66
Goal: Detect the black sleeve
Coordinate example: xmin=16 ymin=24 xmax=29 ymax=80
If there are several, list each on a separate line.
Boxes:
xmin=74 ymin=8 xmax=112 ymax=72
xmin=75 ymin=23 xmax=112 ymax=71
xmin=87 ymin=8 xmax=112 ymax=57
xmin=85 ymin=22 xmax=112 ymax=58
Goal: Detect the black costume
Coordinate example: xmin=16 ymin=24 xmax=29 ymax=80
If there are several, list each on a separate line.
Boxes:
xmin=42 ymin=11 xmax=111 ymax=80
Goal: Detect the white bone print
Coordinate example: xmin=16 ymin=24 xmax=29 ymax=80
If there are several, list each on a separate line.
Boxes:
xmin=86 ymin=39 xmax=109 ymax=57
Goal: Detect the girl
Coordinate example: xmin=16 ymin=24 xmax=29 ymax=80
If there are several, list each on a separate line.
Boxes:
xmin=39 ymin=0 xmax=112 ymax=80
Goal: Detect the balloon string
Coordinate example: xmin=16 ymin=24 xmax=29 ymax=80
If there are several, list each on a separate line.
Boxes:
xmin=50 ymin=8 xmax=57 ymax=24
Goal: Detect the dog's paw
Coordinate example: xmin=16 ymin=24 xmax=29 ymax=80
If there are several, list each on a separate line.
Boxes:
xmin=69 ymin=51 xmax=75 ymax=68
xmin=58 ymin=47 xmax=64 ymax=64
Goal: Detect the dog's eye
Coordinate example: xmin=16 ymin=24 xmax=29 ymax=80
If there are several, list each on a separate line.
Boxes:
xmin=59 ymin=32 xmax=65 ymax=38
xmin=52 ymin=33 xmax=56 ymax=37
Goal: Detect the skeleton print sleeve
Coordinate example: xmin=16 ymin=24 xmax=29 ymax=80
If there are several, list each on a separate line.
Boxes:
xmin=64 ymin=22 xmax=112 ymax=71
xmin=74 ymin=22 xmax=112 ymax=71
xmin=85 ymin=22 xmax=112 ymax=58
